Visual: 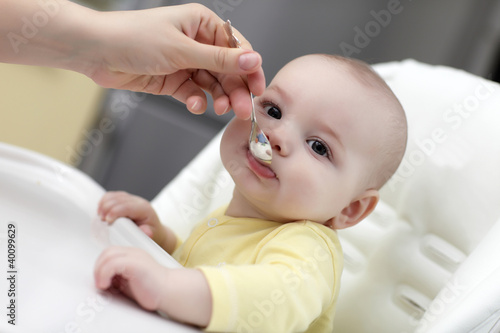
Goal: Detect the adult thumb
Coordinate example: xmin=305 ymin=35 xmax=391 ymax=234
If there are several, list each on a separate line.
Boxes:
xmin=188 ymin=43 xmax=262 ymax=74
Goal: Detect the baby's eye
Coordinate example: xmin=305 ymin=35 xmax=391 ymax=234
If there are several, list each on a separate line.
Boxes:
xmin=265 ymin=105 xmax=282 ymax=119
xmin=307 ymin=139 xmax=330 ymax=158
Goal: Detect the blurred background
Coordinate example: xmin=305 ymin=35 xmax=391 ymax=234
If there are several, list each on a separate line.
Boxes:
xmin=1 ymin=0 xmax=499 ymax=200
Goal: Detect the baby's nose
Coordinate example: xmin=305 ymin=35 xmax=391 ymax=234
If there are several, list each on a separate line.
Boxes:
xmin=264 ymin=127 xmax=289 ymax=156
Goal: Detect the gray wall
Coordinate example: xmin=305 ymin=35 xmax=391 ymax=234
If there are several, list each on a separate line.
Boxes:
xmin=172 ymin=0 xmax=499 ymax=79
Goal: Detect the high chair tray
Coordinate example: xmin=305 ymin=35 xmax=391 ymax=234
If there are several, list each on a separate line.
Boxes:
xmin=0 ymin=142 xmax=197 ymax=333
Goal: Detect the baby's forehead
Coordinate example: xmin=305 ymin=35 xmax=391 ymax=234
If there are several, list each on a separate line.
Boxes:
xmin=274 ymin=57 xmax=368 ymax=95
xmin=279 ymin=55 xmax=381 ymax=87
xmin=271 ymin=55 xmax=394 ymax=121
xmin=277 ymin=55 xmax=341 ymax=76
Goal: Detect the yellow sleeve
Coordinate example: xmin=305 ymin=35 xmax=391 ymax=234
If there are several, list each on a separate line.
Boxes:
xmin=198 ymin=224 xmax=341 ymax=332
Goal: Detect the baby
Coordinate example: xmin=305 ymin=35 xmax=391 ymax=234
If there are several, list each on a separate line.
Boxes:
xmin=94 ymin=54 xmax=407 ymax=332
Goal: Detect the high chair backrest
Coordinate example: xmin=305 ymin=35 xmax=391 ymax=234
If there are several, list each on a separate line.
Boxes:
xmin=152 ymin=60 xmax=500 ymax=333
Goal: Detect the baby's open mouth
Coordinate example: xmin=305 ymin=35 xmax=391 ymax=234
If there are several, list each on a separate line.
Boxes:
xmin=247 ymin=149 xmax=276 ymax=179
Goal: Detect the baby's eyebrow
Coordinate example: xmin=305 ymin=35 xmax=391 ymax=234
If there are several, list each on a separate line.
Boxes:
xmin=319 ymin=122 xmax=345 ymax=156
xmin=267 ymin=85 xmax=291 ymax=104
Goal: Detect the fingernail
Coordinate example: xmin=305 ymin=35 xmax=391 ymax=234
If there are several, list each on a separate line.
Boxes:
xmin=239 ymin=53 xmax=260 ymax=71
xmin=190 ymin=100 xmax=199 ymax=112
xmin=189 ymin=98 xmax=204 ymax=114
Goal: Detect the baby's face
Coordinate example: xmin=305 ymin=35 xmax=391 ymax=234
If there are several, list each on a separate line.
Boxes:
xmin=221 ymin=56 xmax=385 ymax=225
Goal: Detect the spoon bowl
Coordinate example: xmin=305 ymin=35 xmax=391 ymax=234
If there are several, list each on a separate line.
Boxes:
xmin=249 ymin=94 xmax=272 ymax=164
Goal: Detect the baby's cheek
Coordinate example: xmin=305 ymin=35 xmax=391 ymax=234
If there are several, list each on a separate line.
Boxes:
xmin=294 ymin=180 xmax=338 ymax=216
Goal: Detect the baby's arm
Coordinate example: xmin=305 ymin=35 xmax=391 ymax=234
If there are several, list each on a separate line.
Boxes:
xmin=94 ymin=246 xmax=212 ymax=327
xmin=98 ymin=191 xmax=178 ymax=254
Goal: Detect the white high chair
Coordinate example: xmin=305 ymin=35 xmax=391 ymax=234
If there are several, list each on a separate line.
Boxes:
xmin=152 ymin=59 xmax=500 ymax=333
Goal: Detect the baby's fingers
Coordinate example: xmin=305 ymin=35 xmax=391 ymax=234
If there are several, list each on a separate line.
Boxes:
xmin=94 ymin=247 xmax=129 ymax=290
xmin=139 ymin=225 xmax=154 ymax=238
xmin=98 ymin=191 xmax=121 ymax=220
xmin=101 ymin=202 xmax=131 ymax=223
xmin=98 ymin=191 xmax=133 ymax=223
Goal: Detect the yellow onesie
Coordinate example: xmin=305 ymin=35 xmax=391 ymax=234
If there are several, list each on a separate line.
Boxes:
xmin=173 ymin=206 xmax=343 ymax=333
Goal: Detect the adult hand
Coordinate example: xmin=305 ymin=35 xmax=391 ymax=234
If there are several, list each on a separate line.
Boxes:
xmin=88 ymin=4 xmax=265 ymax=119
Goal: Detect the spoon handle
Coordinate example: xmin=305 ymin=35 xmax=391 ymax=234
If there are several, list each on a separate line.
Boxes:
xmin=223 ymin=20 xmax=241 ymax=49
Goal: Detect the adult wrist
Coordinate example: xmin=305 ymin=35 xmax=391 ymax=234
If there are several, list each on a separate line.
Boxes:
xmin=54 ymin=2 xmax=106 ymax=76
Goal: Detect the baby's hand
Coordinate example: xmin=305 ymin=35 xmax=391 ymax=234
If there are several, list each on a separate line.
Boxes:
xmin=94 ymin=246 xmax=212 ymax=327
xmin=94 ymin=246 xmax=167 ymax=311
xmin=98 ymin=191 xmax=166 ymax=245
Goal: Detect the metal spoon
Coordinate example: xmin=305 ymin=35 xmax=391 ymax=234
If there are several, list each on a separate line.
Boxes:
xmin=223 ymin=20 xmax=272 ymax=164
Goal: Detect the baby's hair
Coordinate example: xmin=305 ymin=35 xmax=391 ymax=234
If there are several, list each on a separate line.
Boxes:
xmin=315 ymin=54 xmax=408 ymax=190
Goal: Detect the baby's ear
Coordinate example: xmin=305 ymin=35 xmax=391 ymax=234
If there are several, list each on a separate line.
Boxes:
xmin=327 ymin=189 xmax=379 ymax=229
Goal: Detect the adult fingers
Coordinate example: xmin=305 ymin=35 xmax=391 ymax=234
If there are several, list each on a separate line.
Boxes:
xmin=247 ymin=67 xmax=266 ymax=97
xmin=190 ymin=69 xmax=231 ymax=115
xmin=177 ymin=33 xmax=262 ymax=75
xmin=149 ymin=70 xmax=208 ymax=114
